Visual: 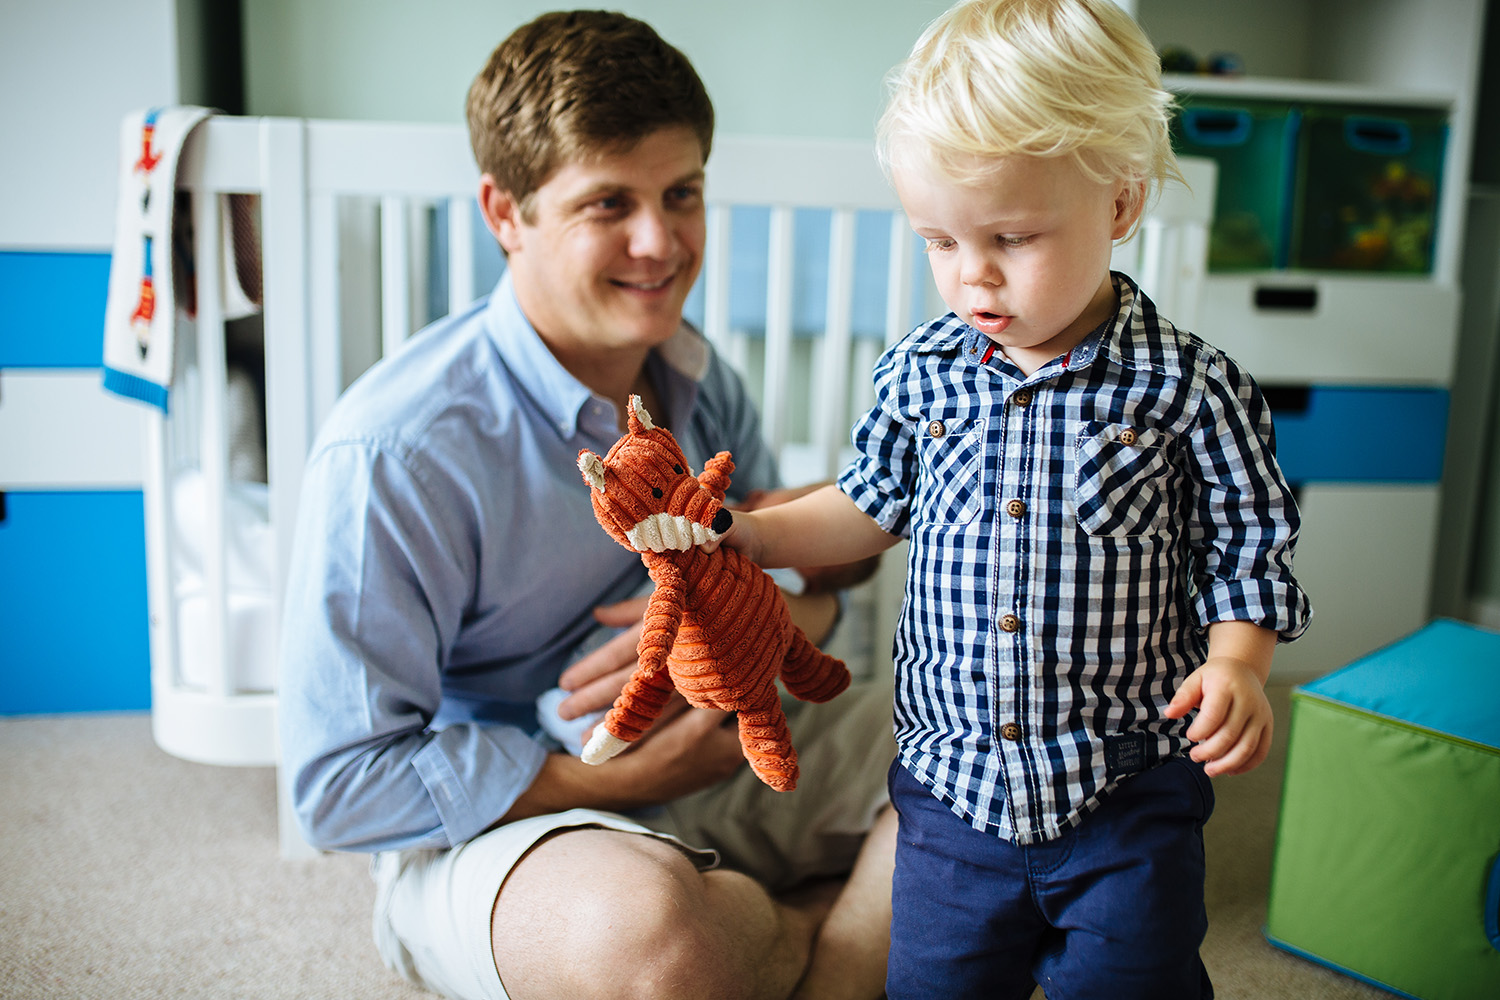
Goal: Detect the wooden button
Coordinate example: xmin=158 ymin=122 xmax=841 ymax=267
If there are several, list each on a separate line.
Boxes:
xmin=1013 ymin=390 xmax=1032 ymax=407
xmin=928 ymin=420 xmax=946 ymax=438
xmin=1006 ymin=499 xmax=1027 ymax=519
xmin=1119 ymin=428 xmax=1137 ymax=446
xmin=999 ymin=614 xmax=1021 ymax=633
xmin=1000 ymin=722 xmax=1023 ymax=742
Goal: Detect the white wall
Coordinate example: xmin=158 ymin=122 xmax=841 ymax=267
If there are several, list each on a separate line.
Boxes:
xmin=241 ymin=0 xmax=954 ymax=139
xmin=0 ymin=0 xmax=184 ymax=251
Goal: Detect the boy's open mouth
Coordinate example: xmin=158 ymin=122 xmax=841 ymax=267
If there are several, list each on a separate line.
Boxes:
xmin=969 ymin=311 xmax=1012 ymax=335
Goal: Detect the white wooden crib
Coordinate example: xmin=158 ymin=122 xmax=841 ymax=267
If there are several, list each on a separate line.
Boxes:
xmin=148 ymin=115 xmax=1213 ymax=856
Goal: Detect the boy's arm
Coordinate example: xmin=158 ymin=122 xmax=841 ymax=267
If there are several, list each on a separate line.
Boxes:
xmin=1164 ymin=620 xmax=1277 ymax=777
xmin=719 ymin=484 xmax=899 ymax=569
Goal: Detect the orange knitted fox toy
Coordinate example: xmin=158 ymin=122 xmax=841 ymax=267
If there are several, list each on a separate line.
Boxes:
xmin=576 ymin=395 xmax=851 ymax=791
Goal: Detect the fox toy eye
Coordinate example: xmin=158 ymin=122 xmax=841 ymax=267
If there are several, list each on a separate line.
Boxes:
xmin=652 ymin=487 xmax=663 ymax=498
xmin=673 ymin=465 xmax=683 ymax=474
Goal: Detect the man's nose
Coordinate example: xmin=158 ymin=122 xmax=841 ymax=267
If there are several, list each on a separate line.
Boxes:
xmin=628 ymin=208 xmax=676 ymax=258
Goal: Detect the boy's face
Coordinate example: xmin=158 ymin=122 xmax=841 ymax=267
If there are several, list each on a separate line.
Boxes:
xmin=894 ymin=154 xmax=1138 ymax=376
xmin=484 ymin=126 xmax=707 ymax=359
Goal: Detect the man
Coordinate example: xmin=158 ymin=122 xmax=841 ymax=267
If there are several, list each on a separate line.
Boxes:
xmin=277 ymin=11 xmax=896 ymax=1000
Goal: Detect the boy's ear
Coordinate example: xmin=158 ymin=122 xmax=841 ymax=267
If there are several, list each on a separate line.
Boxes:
xmin=1111 ymin=180 xmax=1148 ymax=241
xmin=478 ymin=174 xmax=524 ymax=254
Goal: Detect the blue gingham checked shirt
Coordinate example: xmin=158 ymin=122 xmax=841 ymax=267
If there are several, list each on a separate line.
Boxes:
xmin=837 ymin=274 xmax=1311 ymax=845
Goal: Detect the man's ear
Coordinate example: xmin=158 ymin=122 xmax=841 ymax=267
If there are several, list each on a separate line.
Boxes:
xmin=478 ymin=174 xmax=524 ymax=255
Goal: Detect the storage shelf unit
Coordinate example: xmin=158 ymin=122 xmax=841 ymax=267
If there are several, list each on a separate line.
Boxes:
xmin=1137 ymin=0 xmax=1487 ymax=679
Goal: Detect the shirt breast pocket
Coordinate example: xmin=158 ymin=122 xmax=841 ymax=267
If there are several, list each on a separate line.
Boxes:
xmin=916 ymin=416 xmax=987 ymax=525
xmin=1074 ymin=421 xmax=1172 ymax=537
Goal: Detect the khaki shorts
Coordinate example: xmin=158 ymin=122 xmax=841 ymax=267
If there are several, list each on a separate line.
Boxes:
xmin=371 ymin=681 xmax=896 ymax=1000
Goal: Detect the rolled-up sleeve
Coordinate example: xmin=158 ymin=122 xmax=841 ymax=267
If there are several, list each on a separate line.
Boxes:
xmin=1185 ymin=355 xmax=1312 ymax=641
xmin=278 ymin=440 xmax=547 ymax=852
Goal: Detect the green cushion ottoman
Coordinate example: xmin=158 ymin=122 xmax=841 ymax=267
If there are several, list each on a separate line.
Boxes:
xmin=1266 ymin=619 xmax=1500 ymax=999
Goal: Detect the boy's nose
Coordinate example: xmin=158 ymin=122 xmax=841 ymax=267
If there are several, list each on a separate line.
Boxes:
xmin=960 ymin=250 xmax=1002 ymax=287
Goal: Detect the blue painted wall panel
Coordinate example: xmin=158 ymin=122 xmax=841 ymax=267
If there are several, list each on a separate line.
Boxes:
xmin=0 ymin=251 xmax=113 ymax=368
xmin=0 ymin=491 xmax=151 ymax=714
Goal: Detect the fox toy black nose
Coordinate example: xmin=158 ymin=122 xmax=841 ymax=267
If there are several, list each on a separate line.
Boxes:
xmin=712 ymin=508 xmax=733 ymax=534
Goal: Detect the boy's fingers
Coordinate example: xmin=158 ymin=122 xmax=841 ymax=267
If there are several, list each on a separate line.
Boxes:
xmin=1164 ymin=673 xmax=1202 ymax=719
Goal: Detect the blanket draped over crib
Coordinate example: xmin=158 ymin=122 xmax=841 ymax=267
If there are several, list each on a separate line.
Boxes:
xmin=102 ymin=106 xmax=261 ymax=412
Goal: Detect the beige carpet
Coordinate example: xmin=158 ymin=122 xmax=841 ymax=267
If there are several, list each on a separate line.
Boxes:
xmin=1 ymin=684 xmax=1392 ymax=999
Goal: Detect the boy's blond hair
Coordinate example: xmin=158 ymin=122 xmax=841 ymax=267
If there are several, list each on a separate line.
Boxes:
xmin=878 ymin=0 xmax=1180 ymax=216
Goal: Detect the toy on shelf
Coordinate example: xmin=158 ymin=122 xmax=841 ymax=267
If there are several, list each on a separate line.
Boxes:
xmin=575 ymin=395 xmax=851 ymax=791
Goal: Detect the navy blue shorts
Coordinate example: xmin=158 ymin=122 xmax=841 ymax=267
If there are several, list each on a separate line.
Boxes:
xmin=886 ymin=756 xmax=1215 ymax=1000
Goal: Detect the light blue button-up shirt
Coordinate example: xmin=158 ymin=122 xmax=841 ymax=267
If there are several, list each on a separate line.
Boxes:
xmin=278 ymin=273 xmax=777 ymax=852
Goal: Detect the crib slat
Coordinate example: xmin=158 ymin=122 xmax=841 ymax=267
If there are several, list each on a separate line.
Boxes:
xmin=814 ymin=209 xmax=857 ymax=479
xmin=761 ymin=206 xmax=796 ymax=456
xmin=885 ymin=213 xmax=915 ymax=347
xmin=193 ymin=188 xmax=232 ymax=699
xmin=381 ymin=197 xmax=411 ymax=358
xmin=308 ymin=193 xmax=343 ymax=432
xmin=703 ymin=204 xmax=732 ymax=354
xmin=447 ymin=198 xmax=476 ymax=314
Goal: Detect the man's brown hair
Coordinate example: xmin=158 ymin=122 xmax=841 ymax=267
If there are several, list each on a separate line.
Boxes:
xmin=466 ymin=10 xmax=714 ymax=219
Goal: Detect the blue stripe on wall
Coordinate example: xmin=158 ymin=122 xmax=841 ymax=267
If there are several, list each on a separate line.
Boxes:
xmin=0 ymin=490 xmax=151 ymax=714
xmin=0 ymin=250 xmax=112 ymax=368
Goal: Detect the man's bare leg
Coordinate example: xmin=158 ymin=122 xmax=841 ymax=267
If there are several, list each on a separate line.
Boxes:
xmin=789 ymin=804 xmax=897 ymax=1000
xmin=492 ymin=828 xmax=823 ymax=1000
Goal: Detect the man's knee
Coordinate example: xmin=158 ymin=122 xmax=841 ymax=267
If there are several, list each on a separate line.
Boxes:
xmin=492 ymin=829 xmax=795 ymax=1000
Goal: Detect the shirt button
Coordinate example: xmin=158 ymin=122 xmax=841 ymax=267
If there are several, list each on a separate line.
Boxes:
xmin=1013 ymin=390 xmax=1032 ymax=407
xmin=1000 ymin=722 xmax=1023 ymax=742
xmin=1119 ymin=427 xmax=1138 ymax=446
xmin=999 ymin=614 xmax=1021 ymax=633
xmin=1005 ymin=499 xmax=1027 ymax=519
xmin=928 ymin=420 xmax=946 ymax=438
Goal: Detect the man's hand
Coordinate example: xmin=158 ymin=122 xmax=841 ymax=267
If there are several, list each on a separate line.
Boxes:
xmin=555 ymin=596 xmax=654 ymax=721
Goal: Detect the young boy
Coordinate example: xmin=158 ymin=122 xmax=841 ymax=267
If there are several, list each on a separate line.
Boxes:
xmin=710 ymin=1 xmax=1311 ymax=996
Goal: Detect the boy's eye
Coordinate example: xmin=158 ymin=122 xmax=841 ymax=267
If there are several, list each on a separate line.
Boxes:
xmin=999 ymin=235 xmax=1033 ymax=247
xmin=922 ymin=237 xmax=956 ymax=253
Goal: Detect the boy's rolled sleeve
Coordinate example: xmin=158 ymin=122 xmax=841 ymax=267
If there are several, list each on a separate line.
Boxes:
xmin=1186 ymin=354 xmax=1312 ymax=641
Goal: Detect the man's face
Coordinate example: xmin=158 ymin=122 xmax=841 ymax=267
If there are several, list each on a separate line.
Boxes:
xmin=893 ymin=153 xmax=1135 ymax=376
xmin=495 ymin=127 xmax=706 ymax=358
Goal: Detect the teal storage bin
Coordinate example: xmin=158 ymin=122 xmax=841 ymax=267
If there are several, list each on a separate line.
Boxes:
xmin=1266 ymin=620 xmax=1500 ymax=999
xmin=1290 ymin=105 xmax=1448 ymax=273
xmin=1170 ymin=99 xmax=1299 ymax=271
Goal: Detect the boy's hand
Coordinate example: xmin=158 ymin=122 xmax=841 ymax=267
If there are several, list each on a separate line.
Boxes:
xmin=1165 ymin=656 xmax=1274 ymax=777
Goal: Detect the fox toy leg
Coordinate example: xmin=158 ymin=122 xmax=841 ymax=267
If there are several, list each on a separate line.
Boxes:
xmin=734 ymin=695 xmax=799 ymax=792
xmin=779 ymin=627 xmax=852 ymax=704
xmin=581 ymin=665 xmax=677 ymax=765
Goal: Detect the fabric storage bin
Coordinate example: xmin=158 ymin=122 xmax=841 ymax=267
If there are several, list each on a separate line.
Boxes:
xmin=1290 ymin=105 xmax=1448 ymax=273
xmin=1170 ymin=99 xmax=1299 ymax=271
xmin=1265 ymin=619 xmax=1500 ymax=999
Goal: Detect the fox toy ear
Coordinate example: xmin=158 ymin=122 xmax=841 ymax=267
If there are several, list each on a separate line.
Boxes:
xmin=578 ymin=451 xmax=607 ymax=492
xmin=627 ymin=394 xmax=656 ymax=434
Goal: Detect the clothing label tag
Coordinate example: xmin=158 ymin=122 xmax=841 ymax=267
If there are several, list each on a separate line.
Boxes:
xmin=1104 ymin=732 xmax=1152 ymax=778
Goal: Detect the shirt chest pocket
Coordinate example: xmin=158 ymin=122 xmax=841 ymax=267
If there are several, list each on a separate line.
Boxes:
xmin=916 ymin=416 xmax=987 ymax=525
xmin=1074 ymin=421 xmax=1172 ymax=536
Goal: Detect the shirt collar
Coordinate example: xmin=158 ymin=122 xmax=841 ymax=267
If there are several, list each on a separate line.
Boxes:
xmin=483 ymin=270 xmax=711 ymax=440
